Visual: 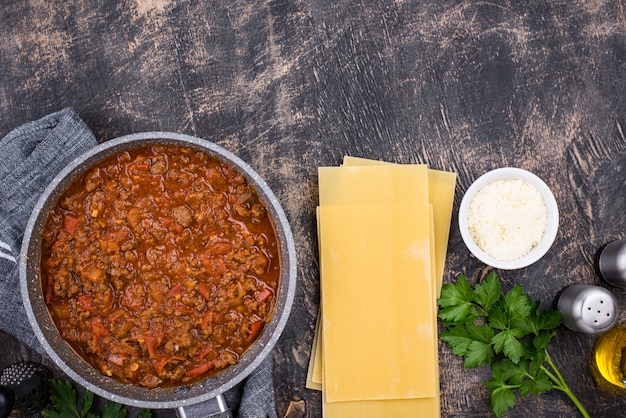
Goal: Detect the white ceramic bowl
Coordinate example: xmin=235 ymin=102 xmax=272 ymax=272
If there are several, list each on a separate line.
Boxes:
xmin=458 ymin=167 xmax=559 ymax=270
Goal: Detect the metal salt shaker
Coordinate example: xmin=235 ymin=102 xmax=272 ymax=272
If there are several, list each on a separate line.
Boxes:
xmin=557 ymin=284 xmax=619 ymax=334
xmin=597 ymin=239 xmax=626 ymax=288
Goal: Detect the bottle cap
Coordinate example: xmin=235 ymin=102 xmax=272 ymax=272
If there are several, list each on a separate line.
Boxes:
xmin=557 ymin=284 xmax=619 ymax=334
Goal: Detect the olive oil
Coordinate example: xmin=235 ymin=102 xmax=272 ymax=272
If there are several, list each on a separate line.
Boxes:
xmin=594 ymin=325 xmax=626 ymax=388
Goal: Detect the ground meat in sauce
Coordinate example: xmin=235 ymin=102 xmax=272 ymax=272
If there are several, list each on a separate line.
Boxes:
xmin=41 ymin=145 xmax=280 ymax=388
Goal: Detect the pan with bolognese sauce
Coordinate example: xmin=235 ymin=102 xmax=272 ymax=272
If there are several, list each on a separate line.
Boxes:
xmin=20 ymin=132 xmax=297 ymax=412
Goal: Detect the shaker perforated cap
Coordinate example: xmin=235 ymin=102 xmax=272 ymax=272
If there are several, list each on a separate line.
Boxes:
xmin=557 ymin=284 xmax=619 ymax=334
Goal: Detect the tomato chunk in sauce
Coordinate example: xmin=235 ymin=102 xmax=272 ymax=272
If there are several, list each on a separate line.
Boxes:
xmin=41 ymin=145 xmax=280 ymax=388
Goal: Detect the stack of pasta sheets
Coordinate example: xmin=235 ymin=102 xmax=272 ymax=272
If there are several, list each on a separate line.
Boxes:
xmin=307 ymin=156 xmax=456 ymax=417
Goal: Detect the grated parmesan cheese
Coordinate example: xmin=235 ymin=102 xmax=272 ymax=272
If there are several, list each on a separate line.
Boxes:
xmin=467 ymin=178 xmax=548 ymax=262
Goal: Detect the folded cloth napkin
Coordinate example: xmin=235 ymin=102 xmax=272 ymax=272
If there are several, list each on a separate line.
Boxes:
xmin=0 ymin=108 xmax=278 ymax=418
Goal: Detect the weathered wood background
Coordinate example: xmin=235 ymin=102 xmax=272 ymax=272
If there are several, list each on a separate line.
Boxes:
xmin=1 ymin=1 xmax=625 ymax=417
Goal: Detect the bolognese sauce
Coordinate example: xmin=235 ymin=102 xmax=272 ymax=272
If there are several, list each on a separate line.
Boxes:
xmin=40 ymin=145 xmax=280 ymax=388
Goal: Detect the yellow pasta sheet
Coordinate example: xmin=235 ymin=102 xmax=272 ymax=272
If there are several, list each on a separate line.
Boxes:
xmin=309 ymin=157 xmax=456 ymax=417
xmin=321 ymin=205 xmax=441 ymax=417
xmin=318 ymin=164 xmax=429 ymax=207
xmin=307 ymin=161 xmax=456 ymax=392
xmin=318 ymin=204 xmax=436 ymax=401
xmin=323 ymin=394 xmax=440 ymax=418
xmin=342 ymin=156 xmax=456 ymax=294
xmin=318 ymin=163 xmax=435 ymax=402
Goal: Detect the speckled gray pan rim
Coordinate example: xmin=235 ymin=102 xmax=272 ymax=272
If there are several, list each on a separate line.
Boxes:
xmin=19 ymin=131 xmax=297 ymax=409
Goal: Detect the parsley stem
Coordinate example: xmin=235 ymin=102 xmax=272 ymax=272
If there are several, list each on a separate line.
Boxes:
xmin=541 ymin=352 xmax=590 ymax=418
xmin=476 ymin=304 xmax=489 ymax=317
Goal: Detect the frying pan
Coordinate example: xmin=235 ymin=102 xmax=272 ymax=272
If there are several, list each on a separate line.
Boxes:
xmin=19 ymin=132 xmax=297 ymax=415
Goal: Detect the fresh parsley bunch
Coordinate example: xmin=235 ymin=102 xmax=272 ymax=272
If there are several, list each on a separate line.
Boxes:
xmin=437 ymin=272 xmax=590 ymax=418
xmin=43 ymin=380 xmax=152 ymax=418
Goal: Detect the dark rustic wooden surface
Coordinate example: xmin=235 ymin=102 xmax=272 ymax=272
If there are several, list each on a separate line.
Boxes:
xmin=1 ymin=1 xmax=625 ymax=417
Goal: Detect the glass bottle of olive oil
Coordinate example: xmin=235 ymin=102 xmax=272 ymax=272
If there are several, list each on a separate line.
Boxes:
xmin=594 ymin=324 xmax=626 ymax=388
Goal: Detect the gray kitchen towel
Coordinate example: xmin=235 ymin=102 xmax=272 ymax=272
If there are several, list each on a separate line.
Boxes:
xmin=0 ymin=108 xmax=97 ymax=355
xmin=0 ymin=108 xmax=278 ymax=418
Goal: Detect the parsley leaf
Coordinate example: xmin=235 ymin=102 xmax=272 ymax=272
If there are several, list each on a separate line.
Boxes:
xmin=100 ymin=402 xmax=126 ymax=418
xmin=466 ymin=323 xmax=495 ymax=344
xmin=484 ymin=359 xmax=525 ymax=418
xmin=520 ymin=368 xmax=553 ymax=397
xmin=502 ymin=285 xmax=533 ymax=325
xmin=491 ymin=328 xmax=525 ymax=364
xmin=43 ymin=380 xmax=152 ymax=418
xmin=488 ymin=303 xmax=508 ymax=331
xmin=484 ymin=380 xmax=516 ymax=418
xmin=491 ymin=359 xmax=525 ymax=386
xmin=438 ymin=274 xmax=478 ymax=325
xmin=473 ymin=271 xmax=501 ymax=311
xmin=537 ymin=309 xmax=562 ymax=331
xmin=465 ymin=339 xmax=494 ymax=368
xmin=45 ymin=380 xmax=81 ymax=418
xmin=533 ymin=331 xmax=556 ymax=351
xmin=79 ymin=390 xmax=94 ymax=418
xmin=438 ymin=273 xmax=590 ymax=418
xmin=439 ymin=325 xmax=474 ymax=357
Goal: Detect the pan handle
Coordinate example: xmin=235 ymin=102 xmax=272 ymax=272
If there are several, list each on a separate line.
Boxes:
xmin=176 ymin=394 xmax=232 ymax=418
